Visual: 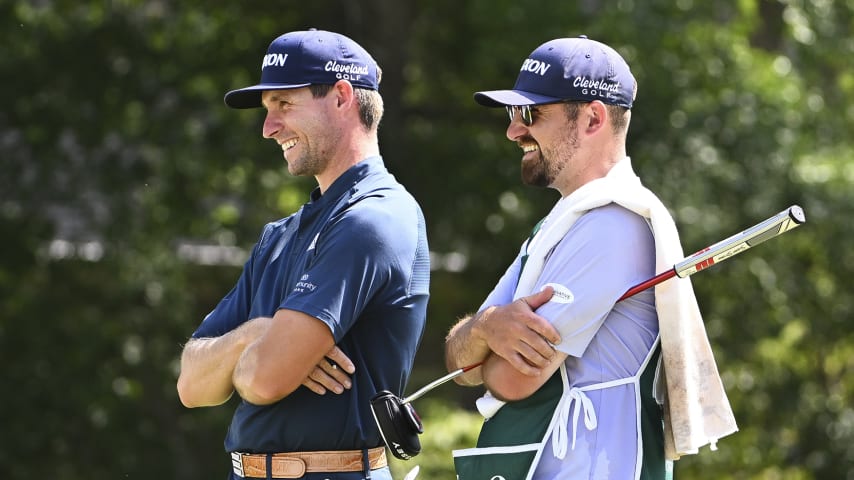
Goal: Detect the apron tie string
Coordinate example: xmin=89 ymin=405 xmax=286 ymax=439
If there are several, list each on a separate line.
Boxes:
xmin=552 ymin=375 xmax=637 ymax=459
xmin=552 ymin=387 xmax=598 ymax=459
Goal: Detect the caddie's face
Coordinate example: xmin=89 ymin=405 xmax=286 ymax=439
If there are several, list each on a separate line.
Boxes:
xmin=506 ymin=102 xmax=580 ymax=189
xmin=261 ymin=87 xmax=336 ymax=177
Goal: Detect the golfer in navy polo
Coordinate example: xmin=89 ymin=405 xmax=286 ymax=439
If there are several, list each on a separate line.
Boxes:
xmin=177 ymin=29 xmax=430 ymax=480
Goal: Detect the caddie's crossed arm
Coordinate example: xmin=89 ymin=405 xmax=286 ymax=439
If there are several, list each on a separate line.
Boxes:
xmin=445 ymin=287 xmax=560 ymax=387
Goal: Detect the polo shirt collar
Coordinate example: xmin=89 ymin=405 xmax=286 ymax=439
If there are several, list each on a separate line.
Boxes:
xmin=309 ymin=156 xmax=386 ymax=204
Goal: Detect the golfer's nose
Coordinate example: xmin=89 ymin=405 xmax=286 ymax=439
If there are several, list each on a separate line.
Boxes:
xmin=263 ymin=111 xmax=282 ymax=139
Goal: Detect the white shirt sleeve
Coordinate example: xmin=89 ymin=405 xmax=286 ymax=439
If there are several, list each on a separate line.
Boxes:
xmin=533 ymin=204 xmax=656 ymax=357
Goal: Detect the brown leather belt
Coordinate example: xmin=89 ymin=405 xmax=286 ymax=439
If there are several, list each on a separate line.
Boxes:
xmin=230 ymin=446 xmax=387 ymax=478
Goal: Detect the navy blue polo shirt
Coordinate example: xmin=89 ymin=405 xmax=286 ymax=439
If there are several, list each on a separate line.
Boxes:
xmin=192 ymin=156 xmax=430 ymax=453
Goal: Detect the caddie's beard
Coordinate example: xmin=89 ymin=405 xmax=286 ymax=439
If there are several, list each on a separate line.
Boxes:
xmin=520 ymin=130 xmax=579 ymax=188
xmin=520 ymin=146 xmax=552 ymax=187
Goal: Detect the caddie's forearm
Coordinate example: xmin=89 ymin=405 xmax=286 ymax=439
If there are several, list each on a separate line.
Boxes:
xmin=482 ymin=349 xmax=567 ymax=402
xmin=445 ymin=312 xmax=491 ymax=386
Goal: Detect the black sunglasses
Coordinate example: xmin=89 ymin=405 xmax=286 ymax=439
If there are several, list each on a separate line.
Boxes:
xmin=506 ymin=105 xmax=535 ymax=126
xmin=505 ymin=100 xmax=588 ymax=127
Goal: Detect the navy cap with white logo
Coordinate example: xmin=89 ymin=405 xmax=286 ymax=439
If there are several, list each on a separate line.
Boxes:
xmin=224 ymin=29 xmax=380 ymax=109
xmin=474 ymin=36 xmax=636 ymax=109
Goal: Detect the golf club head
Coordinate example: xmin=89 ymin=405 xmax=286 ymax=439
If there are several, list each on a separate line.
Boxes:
xmin=370 ymin=390 xmax=423 ymax=460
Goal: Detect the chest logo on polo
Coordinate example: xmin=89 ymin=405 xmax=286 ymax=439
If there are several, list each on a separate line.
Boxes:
xmin=294 ymin=274 xmax=317 ymax=293
xmin=543 ymin=282 xmax=574 ymax=304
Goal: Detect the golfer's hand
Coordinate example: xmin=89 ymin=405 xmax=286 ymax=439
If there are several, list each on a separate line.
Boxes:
xmin=302 ymin=346 xmax=355 ymax=395
xmin=478 ymin=287 xmax=561 ymax=376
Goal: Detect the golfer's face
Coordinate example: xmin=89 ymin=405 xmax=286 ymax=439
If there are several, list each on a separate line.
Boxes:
xmin=261 ymin=88 xmax=336 ymax=177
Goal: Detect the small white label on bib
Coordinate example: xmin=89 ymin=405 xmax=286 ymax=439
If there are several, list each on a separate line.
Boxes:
xmin=543 ymin=283 xmax=574 ymax=304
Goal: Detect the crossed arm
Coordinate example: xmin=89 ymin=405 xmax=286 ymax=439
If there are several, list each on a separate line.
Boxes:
xmin=179 ymin=287 xmax=563 ymax=407
xmin=444 ymin=287 xmax=567 ymax=401
xmin=177 ymin=309 xmax=354 ymax=408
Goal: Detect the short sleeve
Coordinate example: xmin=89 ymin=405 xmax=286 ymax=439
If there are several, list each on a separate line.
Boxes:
xmin=281 ymin=199 xmax=419 ymax=342
xmin=533 ymin=205 xmax=655 ymax=356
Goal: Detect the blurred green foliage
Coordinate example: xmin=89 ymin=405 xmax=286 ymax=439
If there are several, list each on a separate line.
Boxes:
xmin=1 ymin=0 xmax=852 ymax=478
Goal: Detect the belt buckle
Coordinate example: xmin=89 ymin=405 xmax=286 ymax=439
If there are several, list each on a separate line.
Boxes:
xmin=230 ymin=452 xmax=245 ymax=478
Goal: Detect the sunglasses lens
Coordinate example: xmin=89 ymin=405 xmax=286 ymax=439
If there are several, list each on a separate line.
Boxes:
xmin=521 ymin=106 xmax=532 ymax=126
xmin=506 ymin=106 xmax=533 ymax=126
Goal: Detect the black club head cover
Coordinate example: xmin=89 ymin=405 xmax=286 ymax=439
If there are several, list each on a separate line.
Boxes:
xmin=370 ymin=390 xmax=423 ymax=460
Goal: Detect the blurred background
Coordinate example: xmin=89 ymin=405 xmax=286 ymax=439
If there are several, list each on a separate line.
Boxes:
xmin=2 ymin=0 xmax=852 ymax=478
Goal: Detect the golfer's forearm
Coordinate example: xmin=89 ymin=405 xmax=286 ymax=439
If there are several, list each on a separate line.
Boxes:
xmin=232 ymin=344 xmax=266 ymax=405
xmin=176 ymin=335 xmax=246 ymax=408
xmin=233 ymin=311 xmax=336 ymax=405
xmin=177 ymin=317 xmax=273 ymax=407
xmin=231 ymin=340 xmax=301 ymax=405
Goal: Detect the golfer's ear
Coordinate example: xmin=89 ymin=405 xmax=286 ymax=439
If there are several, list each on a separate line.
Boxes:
xmin=332 ymin=80 xmax=356 ymax=109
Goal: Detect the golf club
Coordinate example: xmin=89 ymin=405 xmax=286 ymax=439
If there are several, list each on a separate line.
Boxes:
xmin=371 ymin=205 xmax=806 ymax=460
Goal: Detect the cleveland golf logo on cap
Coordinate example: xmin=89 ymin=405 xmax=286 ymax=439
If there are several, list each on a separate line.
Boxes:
xmin=573 ymin=76 xmax=623 ymax=102
xmin=325 ymin=60 xmax=370 ymax=82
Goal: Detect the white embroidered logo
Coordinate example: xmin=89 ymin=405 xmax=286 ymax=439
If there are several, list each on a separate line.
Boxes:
xmin=325 ymin=60 xmax=369 ymax=82
xmin=293 ymin=275 xmax=317 ymax=293
xmin=262 ymin=53 xmax=289 ymax=69
xmin=543 ymin=282 xmax=574 ymax=304
xmin=520 ymin=58 xmax=551 ymax=76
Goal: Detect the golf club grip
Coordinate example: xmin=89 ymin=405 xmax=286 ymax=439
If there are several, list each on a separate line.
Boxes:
xmin=618 ymin=205 xmax=805 ymax=301
xmin=674 ymin=205 xmax=805 ymax=278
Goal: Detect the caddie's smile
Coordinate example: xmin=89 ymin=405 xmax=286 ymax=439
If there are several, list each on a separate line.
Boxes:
xmin=280 ymin=138 xmax=298 ymax=153
xmin=520 ymin=142 xmax=539 ymax=154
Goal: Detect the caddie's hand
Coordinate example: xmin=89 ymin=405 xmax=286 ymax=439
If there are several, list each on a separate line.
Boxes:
xmin=478 ymin=286 xmax=561 ymax=376
xmin=302 ymin=345 xmax=355 ymax=395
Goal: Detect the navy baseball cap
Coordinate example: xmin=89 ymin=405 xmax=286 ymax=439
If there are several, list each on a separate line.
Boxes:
xmin=474 ymin=36 xmax=636 ymax=109
xmin=224 ymin=29 xmax=380 ymax=109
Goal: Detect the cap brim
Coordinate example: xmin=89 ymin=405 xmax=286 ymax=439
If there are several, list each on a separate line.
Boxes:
xmin=224 ymin=82 xmax=312 ymax=109
xmin=473 ymin=89 xmax=562 ymax=107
